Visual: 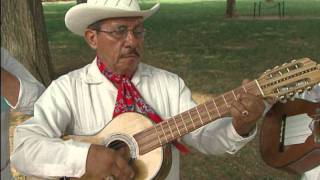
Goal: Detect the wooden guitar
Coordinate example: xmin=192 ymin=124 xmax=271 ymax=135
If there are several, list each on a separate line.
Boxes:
xmin=64 ymin=58 xmax=320 ymax=179
xmin=260 ymin=99 xmax=320 ymax=174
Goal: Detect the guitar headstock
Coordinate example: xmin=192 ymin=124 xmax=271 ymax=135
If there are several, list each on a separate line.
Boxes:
xmin=257 ymin=58 xmax=320 ymax=102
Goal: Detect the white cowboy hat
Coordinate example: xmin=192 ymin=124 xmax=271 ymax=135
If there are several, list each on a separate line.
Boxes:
xmin=65 ymin=0 xmax=160 ymax=36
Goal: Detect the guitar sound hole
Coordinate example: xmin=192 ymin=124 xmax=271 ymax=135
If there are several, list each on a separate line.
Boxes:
xmin=108 ymin=140 xmax=133 ymax=164
xmin=108 ymin=140 xmax=127 ymax=150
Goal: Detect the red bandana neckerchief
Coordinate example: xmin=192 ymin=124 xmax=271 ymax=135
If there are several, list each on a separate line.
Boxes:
xmin=97 ymin=58 xmax=188 ymax=154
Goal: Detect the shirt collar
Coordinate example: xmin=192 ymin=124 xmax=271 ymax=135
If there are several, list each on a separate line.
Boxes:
xmin=84 ymin=57 xmax=152 ymax=86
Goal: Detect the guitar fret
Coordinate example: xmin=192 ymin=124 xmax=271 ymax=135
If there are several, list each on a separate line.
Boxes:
xmin=180 ymin=113 xmax=189 ymax=133
xmin=166 ymin=120 xmax=175 ymax=139
xmin=254 ymin=79 xmax=265 ymax=97
xmin=232 ymin=90 xmax=237 ymax=100
xmin=172 ymin=116 xmax=188 ymax=132
xmin=188 ymin=110 xmax=196 ymax=129
xmin=222 ymin=94 xmax=229 ymax=107
xmin=173 ymin=116 xmax=181 ymax=136
xmin=196 ymin=107 xmax=204 ymax=125
xmin=207 ymin=102 xmax=218 ymax=119
xmin=212 ymin=98 xmax=221 ymax=117
xmin=242 ymin=85 xmax=247 ymax=93
xmin=153 ymin=125 xmax=163 ymax=146
xmin=204 ymin=103 xmax=212 ymax=120
xmin=160 ymin=123 xmax=168 ymax=143
xmin=234 ymin=87 xmax=245 ymax=98
xmin=188 ymin=110 xmax=196 ymax=128
xmin=179 ymin=113 xmax=190 ymax=131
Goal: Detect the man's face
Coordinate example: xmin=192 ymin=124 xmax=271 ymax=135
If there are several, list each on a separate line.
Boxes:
xmin=85 ymin=17 xmax=144 ymax=76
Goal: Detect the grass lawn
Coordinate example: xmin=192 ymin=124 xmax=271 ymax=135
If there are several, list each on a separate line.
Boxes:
xmin=12 ymin=0 xmax=319 ymax=179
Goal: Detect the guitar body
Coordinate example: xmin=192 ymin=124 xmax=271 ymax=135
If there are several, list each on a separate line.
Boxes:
xmin=66 ymin=112 xmax=172 ymax=180
xmin=260 ymin=99 xmax=320 ymax=174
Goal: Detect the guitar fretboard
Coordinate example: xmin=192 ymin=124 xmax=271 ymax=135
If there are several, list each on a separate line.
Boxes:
xmin=134 ymin=80 xmax=263 ymax=155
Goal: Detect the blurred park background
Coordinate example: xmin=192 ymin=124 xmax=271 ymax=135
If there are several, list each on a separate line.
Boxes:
xmin=3 ymin=0 xmax=320 ymax=179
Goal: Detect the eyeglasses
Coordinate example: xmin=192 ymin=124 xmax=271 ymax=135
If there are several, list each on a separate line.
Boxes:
xmin=95 ymin=27 xmax=146 ymax=39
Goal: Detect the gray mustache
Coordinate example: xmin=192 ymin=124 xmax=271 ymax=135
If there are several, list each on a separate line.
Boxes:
xmin=121 ymin=50 xmax=140 ymax=58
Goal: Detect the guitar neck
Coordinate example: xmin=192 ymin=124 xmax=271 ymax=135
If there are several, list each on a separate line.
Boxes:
xmin=134 ymin=80 xmax=264 ymax=155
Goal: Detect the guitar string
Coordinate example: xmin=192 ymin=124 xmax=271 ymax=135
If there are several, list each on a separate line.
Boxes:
xmin=110 ymin=105 xmax=320 ymax=153
xmin=136 ymin=82 xmax=252 ymax=146
xmin=136 ymin=98 xmax=225 ymax=149
xmin=129 ymin=103 xmax=220 ymax=152
xmin=137 ymin=82 xmax=260 ymax=152
xmin=138 ymin=82 xmax=260 ymax=150
xmin=144 ymin=104 xmax=320 ymax=153
xmin=100 ymin=72 xmax=320 ymax=152
xmin=103 ymin=82 xmax=259 ymax=152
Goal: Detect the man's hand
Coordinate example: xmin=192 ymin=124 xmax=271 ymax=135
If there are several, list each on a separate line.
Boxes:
xmin=84 ymin=144 xmax=135 ymax=180
xmin=230 ymin=79 xmax=266 ymax=136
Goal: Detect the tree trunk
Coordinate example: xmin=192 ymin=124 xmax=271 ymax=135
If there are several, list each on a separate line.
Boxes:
xmin=226 ymin=0 xmax=236 ymax=18
xmin=77 ymin=0 xmax=87 ymax=4
xmin=1 ymin=0 xmax=54 ymax=86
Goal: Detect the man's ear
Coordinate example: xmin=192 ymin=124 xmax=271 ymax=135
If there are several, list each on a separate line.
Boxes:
xmin=84 ymin=29 xmax=98 ymax=49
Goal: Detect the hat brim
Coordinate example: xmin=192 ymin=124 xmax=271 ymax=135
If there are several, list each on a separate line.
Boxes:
xmin=65 ymin=3 xmax=160 ymax=36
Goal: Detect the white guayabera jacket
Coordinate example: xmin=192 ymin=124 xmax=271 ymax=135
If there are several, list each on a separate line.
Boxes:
xmin=11 ymin=58 xmax=257 ymax=179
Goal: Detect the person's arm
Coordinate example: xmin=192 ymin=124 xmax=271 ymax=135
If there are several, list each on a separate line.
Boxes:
xmin=1 ymin=68 xmax=20 ymax=106
xmin=10 ymin=81 xmax=90 ymax=178
xmin=1 ymin=48 xmax=45 ymax=114
xmin=11 ymin=80 xmax=134 ymax=179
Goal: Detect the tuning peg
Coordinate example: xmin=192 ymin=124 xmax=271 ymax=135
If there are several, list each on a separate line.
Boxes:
xmin=289 ymin=96 xmax=295 ymax=101
xmin=287 ymin=92 xmax=295 ymax=101
xmin=291 ymin=59 xmax=296 ymax=63
xmin=307 ymin=86 xmax=313 ymax=91
xmin=286 ymin=68 xmax=290 ymax=72
xmin=273 ymin=96 xmax=278 ymax=102
xmin=297 ymin=89 xmax=304 ymax=94
xmin=273 ymin=66 xmax=279 ymax=70
xmin=287 ymin=92 xmax=294 ymax=97
xmin=279 ymin=96 xmax=287 ymax=103
xmin=264 ymin=69 xmax=271 ymax=73
xmin=282 ymin=63 xmax=288 ymax=66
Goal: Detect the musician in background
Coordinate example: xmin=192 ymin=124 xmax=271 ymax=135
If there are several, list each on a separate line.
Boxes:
xmin=299 ymin=84 xmax=320 ymax=180
xmin=11 ymin=1 xmax=267 ymax=179
xmin=1 ymin=47 xmax=45 ymax=180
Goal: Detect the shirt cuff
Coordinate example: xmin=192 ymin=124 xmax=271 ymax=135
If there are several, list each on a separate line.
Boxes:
xmin=12 ymin=76 xmax=45 ymax=114
xmin=66 ymin=141 xmax=91 ymax=178
xmin=226 ymin=122 xmax=257 ymax=154
xmin=229 ymin=122 xmax=257 ymax=142
xmin=229 ymin=100 xmax=270 ymax=141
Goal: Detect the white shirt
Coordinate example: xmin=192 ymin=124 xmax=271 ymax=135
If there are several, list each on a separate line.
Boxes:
xmin=1 ymin=47 xmax=45 ymax=180
xmin=11 ymin=58 xmax=257 ymax=179
xmin=299 ymin=84 xmax=320 ymax=180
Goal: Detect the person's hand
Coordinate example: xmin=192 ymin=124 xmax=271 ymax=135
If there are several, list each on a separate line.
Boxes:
xmin=83 ymin=144 xmax=135 ymax=180
xmin=230 ymin=79 xmax=266 ymax=136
